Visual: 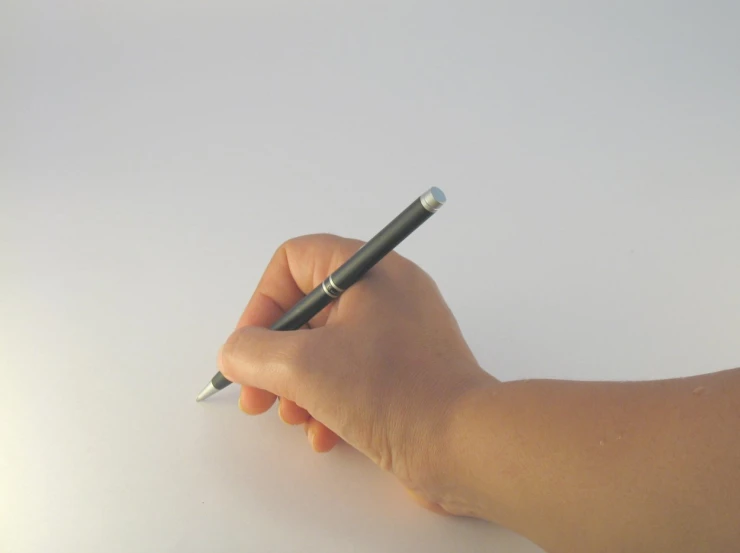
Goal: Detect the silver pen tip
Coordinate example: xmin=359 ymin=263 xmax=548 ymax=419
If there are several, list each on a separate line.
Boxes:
xmin=196 ymin=381 xmax=218 ymax=402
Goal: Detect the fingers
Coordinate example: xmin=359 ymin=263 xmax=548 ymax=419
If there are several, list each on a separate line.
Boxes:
xmin=220 ymin=325 xmax=322 ymax=402
xmin=239 ymin=385 xmax=278 ymax=415
xmin=304 ymin=418 xmax=341 ymax=453
xmin=231 ymin=291 xmax=289 ymax=412
xmin=226 ymin=235 xmax=360 ymax=449
xmin=237 ymin=364 xmax=341 ymax=454
xmin=231 ymin=235 xmax=361 ymax=412
xmin=278 ymin=398 xmax=310 ymax=425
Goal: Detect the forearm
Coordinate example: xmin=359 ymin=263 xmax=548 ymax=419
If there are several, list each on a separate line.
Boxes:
xmin=445 ymin=368 xmax=740 ymax=553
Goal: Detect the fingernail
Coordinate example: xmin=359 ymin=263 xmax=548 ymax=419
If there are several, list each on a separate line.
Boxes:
xmin=238 ymin=397 xmax=245 ymax=413
xmin=307 ymin=426 xmax=316 ymax=448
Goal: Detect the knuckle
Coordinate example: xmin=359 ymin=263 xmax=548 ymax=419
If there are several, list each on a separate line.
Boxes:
xmin=272 ymin=239 xmax=292 ymax=263
xmin=276 ymin=236 xmax=295 ymax=252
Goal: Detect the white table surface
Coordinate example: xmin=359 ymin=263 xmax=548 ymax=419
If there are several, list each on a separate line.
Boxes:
xmin=2 ymin=3 xmax=739 ymax=552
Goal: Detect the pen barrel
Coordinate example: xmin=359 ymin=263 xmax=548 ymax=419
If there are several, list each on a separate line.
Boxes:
xmin=330 ymin=198 xmax=433 ymax=290
xmin=270 ymin=287 xmax=333 ymax=331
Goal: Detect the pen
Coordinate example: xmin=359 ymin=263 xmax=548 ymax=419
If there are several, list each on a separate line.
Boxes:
xmin=196 ymin=187 xmax=446 ymax=402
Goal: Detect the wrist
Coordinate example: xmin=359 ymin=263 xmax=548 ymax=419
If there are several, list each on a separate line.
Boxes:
xmin=438 ymin=376 xmax=513 ymax=521
xmin=413 ymin=370 xmax=502 ymax=519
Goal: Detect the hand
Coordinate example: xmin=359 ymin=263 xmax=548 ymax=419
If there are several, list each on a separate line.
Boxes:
xmin=219 ymin=234 xmax=496 ymax=512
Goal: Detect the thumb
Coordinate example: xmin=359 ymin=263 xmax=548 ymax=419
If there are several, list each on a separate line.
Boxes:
xmin=219 ymin=326 xmax=318 ymax=402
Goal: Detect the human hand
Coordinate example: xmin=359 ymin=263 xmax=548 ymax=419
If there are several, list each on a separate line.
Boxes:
xmin=219 ymin=234 xmax=496 ymax=512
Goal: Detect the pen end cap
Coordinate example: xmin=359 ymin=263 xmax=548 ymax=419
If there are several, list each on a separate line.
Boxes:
xmin=420 ymin=187 xmax=446 ymax=212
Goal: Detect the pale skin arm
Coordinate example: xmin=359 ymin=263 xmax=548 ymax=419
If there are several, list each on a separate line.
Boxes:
xmin=445 ymin=369 xmax=740 ymax=553
xmin=219 ymin=234 xmax=740 ymax=553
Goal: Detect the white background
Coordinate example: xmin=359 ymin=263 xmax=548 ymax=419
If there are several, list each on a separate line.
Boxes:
xmin=2 ymin=2 xmax=739 ymax=552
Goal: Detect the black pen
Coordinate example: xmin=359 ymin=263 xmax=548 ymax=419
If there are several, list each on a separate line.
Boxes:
xmin=196 ymin=187 xmax=446 ymax=401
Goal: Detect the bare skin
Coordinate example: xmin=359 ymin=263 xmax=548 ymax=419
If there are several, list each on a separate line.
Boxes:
xmin=219 ymin=234 xmax=740 ymax=553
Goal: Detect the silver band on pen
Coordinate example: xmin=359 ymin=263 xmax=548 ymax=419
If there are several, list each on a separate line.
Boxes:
xmin=322 ymin=275 xmax=344 ymax=298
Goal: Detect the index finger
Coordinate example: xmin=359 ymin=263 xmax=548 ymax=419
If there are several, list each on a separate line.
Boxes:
xmin=237 ymin=233 xmax=364 ymax=330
